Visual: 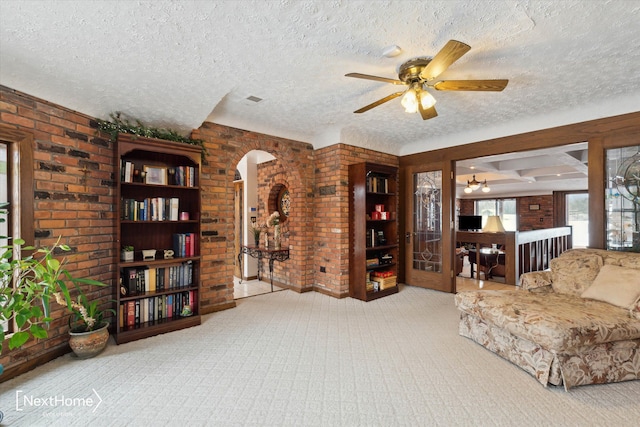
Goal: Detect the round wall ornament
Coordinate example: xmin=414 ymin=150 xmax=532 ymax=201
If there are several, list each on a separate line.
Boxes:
xmin=279 ymin=187 xmax=290 ymax=218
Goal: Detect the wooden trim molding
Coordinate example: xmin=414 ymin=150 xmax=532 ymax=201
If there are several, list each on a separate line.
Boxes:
xmin=399 ymin=112 xmax=640 ymax=283
xmin=0 ymin=124 xmax=34 ymax=246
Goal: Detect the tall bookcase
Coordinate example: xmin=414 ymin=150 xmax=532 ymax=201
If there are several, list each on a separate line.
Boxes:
xmin=349 ymin=162 xmax=399 ymax=301
xmin=115 ymin=134 xmax=202 ymax=344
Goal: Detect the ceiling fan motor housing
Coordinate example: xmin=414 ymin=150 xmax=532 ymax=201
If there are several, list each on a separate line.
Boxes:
xmin=398 ymin=57 xmax=432 ymax=83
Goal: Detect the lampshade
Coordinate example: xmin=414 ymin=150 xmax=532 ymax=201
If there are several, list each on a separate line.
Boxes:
xmin=401 ymin=87 xmax=419 ymax=113
xmin=483 ymin=215 xmax=505 ymax=233
xmin=481 ymin=181 xmax=491 ymax=193
xmin=419 ymin=90 xmax=436 ymax=109
xmin=402 ymin=84 xmax=437 ymax=114
xmin=463 ymin=185 xmax=473 ymax=194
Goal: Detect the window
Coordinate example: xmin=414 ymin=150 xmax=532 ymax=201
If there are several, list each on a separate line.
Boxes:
xmin=0 ymin=126 xmax=35 ymax=335
xmin=475 ymin=199 xmax=517 ymax=231
xmin=566 ymin=193 xmax=589 ymax=248
xmin=0 ymin=142 xmax=8 ymax=333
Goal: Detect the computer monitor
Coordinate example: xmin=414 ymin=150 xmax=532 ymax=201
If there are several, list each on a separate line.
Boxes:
xmin=458 ymin=215 xmax=483 ymax=231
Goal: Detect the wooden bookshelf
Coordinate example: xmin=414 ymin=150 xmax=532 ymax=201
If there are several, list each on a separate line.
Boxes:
xmin=115 ymin=134 xmax=202 ymax=344
xmin=349 ymin=162 xmax=399 ymax=301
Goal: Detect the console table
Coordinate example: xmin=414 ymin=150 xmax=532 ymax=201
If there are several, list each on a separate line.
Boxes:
xmin=238 ymin=245 xmax=290 ymax=291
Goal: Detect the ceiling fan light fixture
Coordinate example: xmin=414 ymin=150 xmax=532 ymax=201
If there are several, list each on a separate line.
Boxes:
xmin=346 ymin=40 xmax=508 ymax=119
xmin=401 ymin=87 xmax=419 ymax=113
xmin=419 ymin=89 xmax=436 ymax=109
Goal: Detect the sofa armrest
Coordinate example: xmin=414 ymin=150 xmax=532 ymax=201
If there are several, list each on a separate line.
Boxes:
xmin=520 ymin=270 xmax=553 ymax=291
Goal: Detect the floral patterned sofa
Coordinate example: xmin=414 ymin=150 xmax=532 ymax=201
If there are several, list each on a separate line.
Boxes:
xmin=454 ymin=248 xmax=640 ymax=390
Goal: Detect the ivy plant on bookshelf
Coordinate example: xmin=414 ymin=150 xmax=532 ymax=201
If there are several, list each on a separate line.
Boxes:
xmin=115 ymin=133 xmax=202 ymax=344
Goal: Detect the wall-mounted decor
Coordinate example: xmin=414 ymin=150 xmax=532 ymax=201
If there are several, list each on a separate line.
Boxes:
xmin=278 ymin=187 xmax=290 ymax=219
xmin=529 ymin=204 xmax=540 ymax=211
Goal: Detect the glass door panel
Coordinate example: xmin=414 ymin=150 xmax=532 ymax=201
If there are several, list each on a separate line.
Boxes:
xmin=606 ymin=145 xmax=640 ymax=252
xmin=413 ymin=170 xmax=443 ymax=273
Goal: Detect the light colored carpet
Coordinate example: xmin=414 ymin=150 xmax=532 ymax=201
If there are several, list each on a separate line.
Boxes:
xmin=1 ymin=285 xmax=639 ymax=426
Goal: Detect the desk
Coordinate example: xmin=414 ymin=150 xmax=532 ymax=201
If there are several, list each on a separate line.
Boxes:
xmin=238 ymin=245 xmax=290 ymax=291
xmin=468 ymin=248 xmax=505 ymax=280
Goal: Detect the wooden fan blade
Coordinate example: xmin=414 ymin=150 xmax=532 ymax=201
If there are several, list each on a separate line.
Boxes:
xmin=345 ymin=73 xmax=405 ymax=86
xmin=433 ymin=79 xmax=509 ymax=91
xmin=419 ymin=40 xmax=471 ymax=81
xmin=418 ymin=104 xmax=438 ymax=120
xmin=354 ymin=92 xmax=404 ymax=113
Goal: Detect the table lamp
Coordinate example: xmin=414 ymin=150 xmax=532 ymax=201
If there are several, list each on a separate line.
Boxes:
xmin=483 ymin=216 xmax=505 ymax=233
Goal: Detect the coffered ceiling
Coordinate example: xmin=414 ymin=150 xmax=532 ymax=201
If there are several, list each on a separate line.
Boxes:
xmin=456 ymin=142 xmax=588 ymax=198
xmin=1 ymin=1 xmax=639 ymax=162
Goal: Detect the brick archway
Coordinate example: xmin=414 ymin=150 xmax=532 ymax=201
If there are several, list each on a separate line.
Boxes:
xmin=191 ymin=123 xmax=315 ymax=314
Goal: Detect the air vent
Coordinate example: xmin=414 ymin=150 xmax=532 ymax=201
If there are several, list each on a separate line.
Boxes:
xmin=246 ymin=95 xmax=263 ymax=103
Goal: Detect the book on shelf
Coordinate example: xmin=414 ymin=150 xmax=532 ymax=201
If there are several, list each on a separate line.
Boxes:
xmin=120 ymin=262 xmax=193 ymax=296
xmin=121 ymin=160 xmax=134 ymax=183
xmin=126 ymin=301 xmax=135 ymax=327
xmin=171 ymin=166 xmax=196 ymax=187
xmin=173 ymin=233 xmax=196 ymax=257
xmin=366 ymin=174 xmax=389 ymax=193
xmin=119 ymin=291 xmax=196 ymax=327
xmin=170 ymin=197 xmax=179 ymax=221
xmin=120 ymin=197 xmax=181 ymax=221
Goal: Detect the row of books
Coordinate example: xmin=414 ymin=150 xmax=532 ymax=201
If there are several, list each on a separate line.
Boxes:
xmin=121 ymin=161 xmax=196 ymax=187
xmin=173 ymin=233 xmax=197 ymax=257
xmin=121 ymin=197 xmax=180 ymax=221
xmin=171 ymin=166 xmax=196 ymax=187
xmin=119 ymin=291 xmax=196 ymax=327
xmin=121 ymin=161 xmax=138 ymax=183
xmin=366 ymin=174 xmax=389 ymax=193
xmin=121 ymin=262 xmax=193 ymax=296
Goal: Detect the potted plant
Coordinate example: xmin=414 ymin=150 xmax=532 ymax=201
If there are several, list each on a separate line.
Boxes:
xmin=121 ymin=245 xmax=134 ymax=262
xmin=53 ymin=283 xmax=115 ymax=359
xmin=1 ymin=205 xmax=113 ymax=369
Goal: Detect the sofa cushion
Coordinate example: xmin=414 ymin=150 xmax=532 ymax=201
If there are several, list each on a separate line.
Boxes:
xmin=454 ymin=290 xmax=640 ymax=353
xmin=601 ymin=251 xmax=640 ymax=269
xmin=550 ymin=252 xmax=603 ymax=296
xmin=581 ymin=265 xmax=640 ymax=310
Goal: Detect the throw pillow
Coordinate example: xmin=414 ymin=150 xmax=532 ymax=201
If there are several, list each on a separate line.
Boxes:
xmin=581 ymin=264 xmax=640 ymax=310
xmin=550 ymin=253 xmax=603 ymax=296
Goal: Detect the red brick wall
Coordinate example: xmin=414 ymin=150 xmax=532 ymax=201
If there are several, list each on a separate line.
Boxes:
xmin=0 ymin=86 xmax=116 ymax=377
xmin=458 ymin=199 xmax=474 ymax=216
xmin=0 ymin=86 xmax=397 ymax=376
xmin=256 ymin=159 xmax=293 ymax=286
xmin=518 ymin=195 xmax=554 ymax=230
xmin=456 ymin=195 xmax=554 ymax=230
xmin=313 ymin=144 xmax=398 ymax=298
xmin=192 ymin=122 xmax=317 ymax=308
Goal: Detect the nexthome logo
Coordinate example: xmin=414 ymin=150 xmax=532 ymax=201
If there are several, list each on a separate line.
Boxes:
xmin=15 ymin=389 xmax=103 ymax=413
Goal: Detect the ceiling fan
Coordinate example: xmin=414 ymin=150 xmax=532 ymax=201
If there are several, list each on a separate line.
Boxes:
xmin=345 ymin=40 xmax=508 ymax=120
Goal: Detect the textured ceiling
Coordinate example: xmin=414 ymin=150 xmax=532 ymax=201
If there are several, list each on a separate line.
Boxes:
xmin=1 ymin=0 xmax=639 ymax=156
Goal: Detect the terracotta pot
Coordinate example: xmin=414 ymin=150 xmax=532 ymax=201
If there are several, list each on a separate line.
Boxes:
xmin=69 ymin=322 xmax=109 ymax=359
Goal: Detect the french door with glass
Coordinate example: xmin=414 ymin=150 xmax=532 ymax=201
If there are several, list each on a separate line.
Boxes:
xmin=404 ymin=162 xmax=454 ymax=292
